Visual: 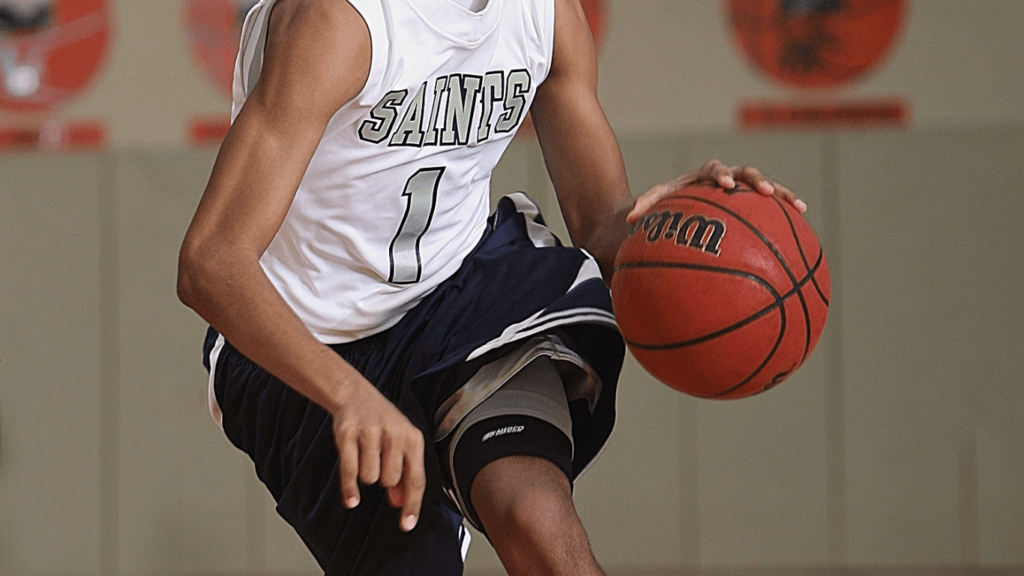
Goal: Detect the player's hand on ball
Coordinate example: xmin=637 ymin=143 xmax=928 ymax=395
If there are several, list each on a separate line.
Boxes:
xmin=627 ymin=159 xmax=807 ymax=224
xmin=331 ymin=380 xmax=426 ymax=532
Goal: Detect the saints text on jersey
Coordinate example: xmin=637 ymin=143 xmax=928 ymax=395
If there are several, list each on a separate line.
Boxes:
xmin=358 ymin=69 xmax=532 ymax=147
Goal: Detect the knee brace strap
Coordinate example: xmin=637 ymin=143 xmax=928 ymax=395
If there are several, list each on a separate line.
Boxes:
xmin=441 ymin=356 xmax=574 ymax=533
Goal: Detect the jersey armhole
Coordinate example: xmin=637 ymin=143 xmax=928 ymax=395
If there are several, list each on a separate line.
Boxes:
xmin=540 ymin=0 xmax=556 ymax=82
xmin=344 ymin=0 xmax=390 ymax=106
xmin=233 ymin=0 xmax=383 ymax=118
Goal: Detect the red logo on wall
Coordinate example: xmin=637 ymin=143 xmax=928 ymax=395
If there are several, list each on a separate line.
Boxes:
xmin=183 ymin=0 xmax=255 ymax=99
xmin=726 ymin=0 xmax=905 ymax=89
xmin=0 ymin=0 xmax=111 ymax=112
xmin=182 ymin=0 xmax=255 ymax=144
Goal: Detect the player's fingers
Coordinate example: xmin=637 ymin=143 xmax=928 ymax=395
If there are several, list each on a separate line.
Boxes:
xmin=397 ymin=437 xmax=425 ymax=532
xmin=733 ymin=165 xmax=774 ymax=195
xmin=378 ymin=432 xmax=404 ymax=490
xmin=336 ymin=426 xmax=362 ymax=509
xmin=770 ymin=181 xmax=808 ymax=213
xmin=698 ymin=159 xmax=737 ymax=189
xmin=357 ymin=428 xmax=382 ymax=486
xmin=626 ymin=183 xmax=670 ymax=223
xmin=727 ymin=165 xmax=805 ymax=212
xmin=627 ymin=172 xmax=701 ymax=223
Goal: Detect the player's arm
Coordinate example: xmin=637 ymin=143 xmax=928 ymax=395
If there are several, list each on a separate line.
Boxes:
xmin=177 ymin=0 xmax=423 ymax=531
xmin=530 ymin=0 xmax=632 ymax=283
xmin=532 ymin=0 xmax=806 ymax=282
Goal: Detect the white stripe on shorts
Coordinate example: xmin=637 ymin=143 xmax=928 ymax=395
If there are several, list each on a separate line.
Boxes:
xmin=207 ymin=333 xmax=226 ymax=428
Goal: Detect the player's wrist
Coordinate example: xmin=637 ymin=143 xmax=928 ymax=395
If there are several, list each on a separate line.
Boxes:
xmin=319 ymin=375 xmax=361 ymax=414
xmin=293 ymin=346 xmax=369 ymax=414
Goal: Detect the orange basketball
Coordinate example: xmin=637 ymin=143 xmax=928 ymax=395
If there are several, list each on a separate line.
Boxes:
xmin=611 ymin=183 xmax=830 ymax=399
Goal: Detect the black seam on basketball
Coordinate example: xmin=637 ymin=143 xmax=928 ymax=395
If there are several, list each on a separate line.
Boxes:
xmin=675 ymin=194 xmax=801 ymax=291
xmin=772 ymin=195 xmax=830 ymax=306
xmin=773 ymin=195 xmax=812 ymax=275
xmin=619 ymin=256 xmax=825 ymax=397
xmin=765 ymin=195 xmax=813 ymax=363
xmin=617 ymin=261 xmax=784 ymax=350
xmin=712 ymin=254 xmax=826 ymax=397
xmin=705 ymin=299 xmax=789 ymax=399
xmin=811 ymin=250 xmax=829 ymax=305
xmin=616 ymin=255 xmax=824 ymax=349
xmin=684 ymin=195 xmax=819 ymax=385
xmin=614 ymin=260 xmax=775 ymax=287
xmin=795 ymin=279 xmax=812 ymax=363
xmin=708 ymin=313 xmax=787 ymax=398
xmin=627 ymin=297 xmax=781 ymax=351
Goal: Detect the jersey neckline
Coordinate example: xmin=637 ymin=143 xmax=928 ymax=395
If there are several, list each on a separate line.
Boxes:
xmin=403 ymin=0 xmax=504 ymax=48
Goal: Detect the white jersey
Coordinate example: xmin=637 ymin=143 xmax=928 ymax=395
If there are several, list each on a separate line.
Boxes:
xmin=232 ymin=0 xmax=554 ymax=343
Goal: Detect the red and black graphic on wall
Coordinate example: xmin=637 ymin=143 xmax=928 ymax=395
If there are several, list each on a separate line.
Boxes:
xmin=183 ymin=0 xmax=256 ymax=99
xmin=0 ymin=0 xmax=111 ymax=112
xmin=726 ymin=0 xmax=905 ymax=89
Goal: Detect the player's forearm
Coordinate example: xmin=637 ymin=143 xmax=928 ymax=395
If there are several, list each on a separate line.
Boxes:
xmin=571 ymin=201 xmax=633 ymax=283
xmin=544 ymin=179 xmax=634 ymax=285
xmin=533 ymin=108 xmax=632 ymax=283
xmin=176 ymin=247 xmax=361 ymax=413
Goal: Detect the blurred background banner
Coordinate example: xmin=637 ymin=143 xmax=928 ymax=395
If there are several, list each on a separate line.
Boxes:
xmin=0 ymin=0 xmax=111 ymax=150
xmin=0 ymin=0 xmax=1020 ymax=148
xmin=725 ymin=0 xmax=910 ymax=130
xmin=181 ymin=0 xmax=255 ymax=145
xmin=726 ymin=0 xmax=906 ymax=89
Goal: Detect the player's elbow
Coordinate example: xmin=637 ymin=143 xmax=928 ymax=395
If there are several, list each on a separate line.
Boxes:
xmin=176 ymin=237 xmax=224 ymax=313
xmin=176 ymin=242 xmax=203 ymax=311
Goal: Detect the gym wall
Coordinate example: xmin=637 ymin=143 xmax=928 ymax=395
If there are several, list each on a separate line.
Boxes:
xmin=1 ymin=1 xmax=1022 ymax=575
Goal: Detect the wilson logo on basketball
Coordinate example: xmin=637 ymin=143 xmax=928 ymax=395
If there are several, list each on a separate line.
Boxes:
xmin=629 ymin=211 xmax=727 ymax=256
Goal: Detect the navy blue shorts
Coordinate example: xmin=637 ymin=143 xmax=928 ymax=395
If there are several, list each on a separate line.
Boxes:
xmin=203 ymin=193 xmax=624 ymax=576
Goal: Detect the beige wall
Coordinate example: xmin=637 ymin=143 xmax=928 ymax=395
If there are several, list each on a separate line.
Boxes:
xmin=1 ymin=1 xmax=1023 ymax=575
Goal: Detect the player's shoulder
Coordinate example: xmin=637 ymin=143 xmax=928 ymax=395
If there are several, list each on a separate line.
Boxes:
xmin=267 ymin=0 xmax=369 ymax=43
xmin=247 ymin=0 xmax=371 ymax=114
xmin=263 ymin=0 xmax=371 ymax=70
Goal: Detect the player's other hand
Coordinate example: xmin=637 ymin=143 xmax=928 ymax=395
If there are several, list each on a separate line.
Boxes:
xmin=330 ymin=380 xmax=426 ymax=532
xmin=627 ymin=159 xmax=806 ymax=224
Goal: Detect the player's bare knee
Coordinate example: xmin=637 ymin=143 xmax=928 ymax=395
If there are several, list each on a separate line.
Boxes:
xmin=472 ymin=456 xmax=578 ymax=540
xmin=477 ymin=469 xmax=599 ymax=576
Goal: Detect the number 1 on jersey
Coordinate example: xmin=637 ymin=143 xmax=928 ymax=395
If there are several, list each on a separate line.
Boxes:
xmin=389 ymin=167 xmax=445 ymax=284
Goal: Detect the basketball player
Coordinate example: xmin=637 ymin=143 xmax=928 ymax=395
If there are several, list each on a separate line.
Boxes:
xmin=177 ymin=0 xmax=804 ymax=574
